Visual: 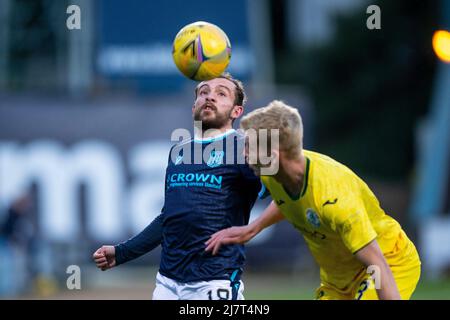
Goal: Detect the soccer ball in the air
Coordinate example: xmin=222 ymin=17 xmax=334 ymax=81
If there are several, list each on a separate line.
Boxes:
xmin=172 ymin=21 xmax=231 ymax=81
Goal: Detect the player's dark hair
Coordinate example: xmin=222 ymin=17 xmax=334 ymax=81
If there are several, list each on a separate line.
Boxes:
xmin=218 ymin=72 xmax=247 ymax=107
xmin=194 ymin=72 xmax=247 ymax=107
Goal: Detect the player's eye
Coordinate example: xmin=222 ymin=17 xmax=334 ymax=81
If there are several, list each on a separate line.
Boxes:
xmin=199 ymin=89 xmax=208 ymax=95
xmin=218 ymin=91 xmax=226 ymax=97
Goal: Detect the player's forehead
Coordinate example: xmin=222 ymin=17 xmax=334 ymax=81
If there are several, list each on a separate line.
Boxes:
xmin=197 ymin=78 xmax=236 ymax=92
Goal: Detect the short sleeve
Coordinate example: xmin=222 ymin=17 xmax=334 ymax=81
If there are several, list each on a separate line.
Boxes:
xmin=323 ymin=195 xmax=377 ymax=254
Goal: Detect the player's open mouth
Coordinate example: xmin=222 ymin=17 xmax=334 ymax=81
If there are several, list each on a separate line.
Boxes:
xmin=202 ymin=105 xmax=216 ymax=112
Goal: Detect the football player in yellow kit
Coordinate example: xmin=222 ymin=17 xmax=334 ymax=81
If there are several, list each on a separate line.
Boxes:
xmin=205 ymin=100 xmax=421 ymax=300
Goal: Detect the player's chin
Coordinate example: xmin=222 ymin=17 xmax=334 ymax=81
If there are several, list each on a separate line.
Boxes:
xmin=200 ymin=111 xmax=216 ymax=120
xmin=196 ymin=112 xmax=214 ymax=123
xmin=200 ymin=118 xmax=224 ymax=131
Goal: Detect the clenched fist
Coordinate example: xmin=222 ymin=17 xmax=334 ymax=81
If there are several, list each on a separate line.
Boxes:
xmin=92 ymin=245 xmax=116 ymax=271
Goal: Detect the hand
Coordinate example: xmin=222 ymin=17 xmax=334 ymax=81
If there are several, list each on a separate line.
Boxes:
xmin=205 ymin=226 xmax=255 ymax=255
xmin=92 ymin=245 xmax=116 ymax=271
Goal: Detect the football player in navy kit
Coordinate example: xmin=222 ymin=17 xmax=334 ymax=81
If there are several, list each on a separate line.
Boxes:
xmin=93 ymin=73 xmax=262 ymax=300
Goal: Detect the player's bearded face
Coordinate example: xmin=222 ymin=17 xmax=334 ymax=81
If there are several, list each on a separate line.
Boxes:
xmin=193 ymin=79 xmax=236 ymax=130
xmin=193 ymin=103 xmax=233 ymax=130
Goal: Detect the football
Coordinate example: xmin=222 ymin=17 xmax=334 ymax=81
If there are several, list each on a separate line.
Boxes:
xmin=172 ymin=21 xmax=231 ymax=81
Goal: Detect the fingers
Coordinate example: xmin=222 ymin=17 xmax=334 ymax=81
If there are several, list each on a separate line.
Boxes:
xmin=212 ymin=238 xmax=236 ymax=256
xmin=93 ymin=253 xmax=105 ymax=261
xmin=205 ymin=239 xmax=216 ymax=253
xmin=96 ymin=260 xmax=108 ymax=268
xmin=95 ymin=257 xmax=110 ymax=271
xmin=205 ymin=228 xmax=238 ymax=254
xmin=93 ymin=247 xmax=107 ymax=270
xmin=100 ymin=245 xmax=110 ymax=256
xmin=205 ymin=235 xmax=220 ymax=253
xmin=93 ymin=246 xmax=115 ymax=271
xmin=205 ymin=234 xmax=238 ymax=255
xmin=205 ymin=231 xmax=222 ymax=246
xmin=212 ymin=240 xmax=222 ymax=256
xmin=94 ymin=256 xmax=107 ymax=264
xmin=205 ymin=239 xmax=221 ymax=255
xmin=205 ymin=237 xmax=213 ymax=246
xmin=205 ymin=228 xmax=234 ymax=246
xmin=94 ymin=253 xmax=107 ymax=265
xmin=93 ymin=248 xmax=105 ymax=259
xmin=205 ymin=231 xmax=226 ymax=252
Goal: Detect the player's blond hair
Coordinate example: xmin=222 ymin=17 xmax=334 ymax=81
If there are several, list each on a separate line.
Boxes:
xmin=240 ymin=100 xmax=303 ymax=158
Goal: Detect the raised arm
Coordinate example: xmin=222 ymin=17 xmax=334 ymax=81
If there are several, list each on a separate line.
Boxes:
xmin=205 ymin=200 xmax=284 ymax=255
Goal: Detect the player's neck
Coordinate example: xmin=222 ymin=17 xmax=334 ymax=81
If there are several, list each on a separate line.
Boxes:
xmin=276 ymin=153 xmax=306 ymax=198
xmin=196 ymin=124 xmax=234 ymax=140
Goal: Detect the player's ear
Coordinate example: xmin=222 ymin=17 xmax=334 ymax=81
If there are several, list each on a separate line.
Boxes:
xmin=231 ymin=105 xmax=244 ymax=120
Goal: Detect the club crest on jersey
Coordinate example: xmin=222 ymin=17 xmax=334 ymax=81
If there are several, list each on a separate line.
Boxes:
xmin=207 ymin=150 xmax=224 ymax=168
xmin=306 ymin=209 xmax=321 ymax=228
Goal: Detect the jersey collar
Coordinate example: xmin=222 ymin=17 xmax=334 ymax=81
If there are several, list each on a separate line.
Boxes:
xmin=282 ymin=156 xmax=310 ymax=201
xmin=194 ymin=129 xmax=236 ymax=143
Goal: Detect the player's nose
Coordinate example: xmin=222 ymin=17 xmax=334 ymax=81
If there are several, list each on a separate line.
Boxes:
xmin=205 ymin=94 xmax=216 ymax=103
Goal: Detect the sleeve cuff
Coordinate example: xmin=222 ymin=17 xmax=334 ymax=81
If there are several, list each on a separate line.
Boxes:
xmin=114 ymin=244 xmax=124 ymax=266
xmin=351 ymin=234 xmax=377 ymax=254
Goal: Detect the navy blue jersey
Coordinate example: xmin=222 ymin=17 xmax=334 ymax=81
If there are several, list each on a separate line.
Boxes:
xmin=160 ymin=130 xmax=261 ymax=282
xmin=115 ymin=129 xmax=261 ymax=283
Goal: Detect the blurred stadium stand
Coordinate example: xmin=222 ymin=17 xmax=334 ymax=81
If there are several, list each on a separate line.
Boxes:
xmin=0 ymin=0 xmax=311 ymax=297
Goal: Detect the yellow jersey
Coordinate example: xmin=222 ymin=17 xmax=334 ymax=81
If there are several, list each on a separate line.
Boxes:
xmin=261 ymin=150 xmax=420 ymax=293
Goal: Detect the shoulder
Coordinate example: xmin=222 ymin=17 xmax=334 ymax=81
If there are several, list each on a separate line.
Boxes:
xmin=169 ymin=137 xmax=196 ymax=156
xmin=171 ymin=138 xmax=194 ymax=150
xmin=165 ymin=138 xmax=194 ymax=165
xmin=305 ymin=150 xmax=365 ymax=212
xmin=305 ymin=149 xmax=361 ymax=190
xmin=233 ymin=129 xmax=246 ymax=141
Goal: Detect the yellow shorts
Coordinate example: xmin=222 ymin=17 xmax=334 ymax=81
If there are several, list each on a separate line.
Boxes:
xmin=315 ymin=232 xmax=421 ymax=300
